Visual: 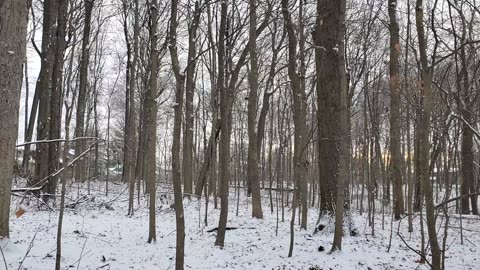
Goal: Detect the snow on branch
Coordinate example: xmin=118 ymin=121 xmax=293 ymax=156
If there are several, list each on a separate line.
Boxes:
xmin=11 ymin=140 xmax=99 ymax=193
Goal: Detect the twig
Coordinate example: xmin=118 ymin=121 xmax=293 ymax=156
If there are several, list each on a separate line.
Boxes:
xmin=0 ymin=239 xmax=8 ymax=270
xmin=65 ymin=250 xmax=91 ymax=270
xmin=100 ymin=187 xmax=128 ymax=207
xmin=17 ymin=224 xmax=41 ymax=270
xmin=397 ymin=231 xmax=433 ymax=268
xmin=396 ymin=214 xmax=433 ymax=268
xmin=76 ymin=238 xmax=88 ymax=270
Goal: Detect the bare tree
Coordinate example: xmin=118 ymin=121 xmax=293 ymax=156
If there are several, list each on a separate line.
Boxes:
xmin=247 ymin=0 xmax=263 ymax=219
xmin=32 ymin=0 xmax=58 ymax=189
xmin=146 ymin=0 xmax=160 ymax=244
xmin=415 ymin=0 xmax=441 ymax=268
xmin=388 ymin=0 xmax=404 ymax=220
xmin=169 ymin=0 xmax=186 ymax=266
xmin=215 ymin=0 xmax=229 ymax=247
xmin=281 ymin=0 xmax=309 ymax=257
xmin=183 ymin=1 xmax=202 ymax=197
xmin=75 ymin=0 xmax=94 ymax=183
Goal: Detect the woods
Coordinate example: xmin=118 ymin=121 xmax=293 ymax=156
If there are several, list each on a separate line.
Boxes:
xmin=1 ymin=0 xmax=480 ymax=269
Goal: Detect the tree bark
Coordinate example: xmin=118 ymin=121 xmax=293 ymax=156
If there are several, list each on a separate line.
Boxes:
xmin=282 ymin=0 xmax=309 ymax=256
xmin=33 ymin=0 xmax=58 ymax=187
xmin=126 ymin=0 xmax=139 ymax=215
xmin=74 ymin=0 xmax=94 ymax=183
xmin=0 ymin=0 xmax=28 ymax=238
xmin=314 ymin=0 xmax=348 ymax=250
xmin=146 ymin=0 xmax=159 ymax=244
xmin=182 ymin=2 xmax=201 ymax=197
xmin=415 ymin=0 xmax=441 ymax=268
xmin=388 ymin=0 xmax=405 ymax=220
xmin=331 ymin=0 xmax=348 ymax=252
xmin=47 ymin=0 xmax=69 ymax=197
xmin=215 ymin=0 xmax=229 ymax=247
xmin=169 ymin=0 xmax=186 ymax=267
xmin=55 ymin=102 xmax=73 ymax=270
xmin=247 ymin=0 xmax=263 ymax=219
xmin=315 ymin=0 xmax=342 ymax=216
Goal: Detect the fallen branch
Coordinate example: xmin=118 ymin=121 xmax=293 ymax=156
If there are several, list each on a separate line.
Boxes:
xmin=206 ymin=227 xmax=255 ymax=233
xmin=261 ymin=187 xmax=294 ymax=192
xmin=10 ymin=185 xmax=44 ymax=193
xmin=397 ymin=231 xmax=433 ymax=268
xmin=16 ymin=137 xmax=102 ymax=148
xmin=12 ymin=140 xmax=98 ymax=193
xmin=435 ymin=193 xmax=480 ymax=209
xmin=66 ymin=195 xmax=95 ymax=209
xmin=396 ymin=212 xmax=432 ymax=268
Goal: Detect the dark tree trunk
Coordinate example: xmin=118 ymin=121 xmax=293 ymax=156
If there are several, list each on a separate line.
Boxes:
xmin=74 ymin=0 xmax=94 ymax=183
xmin=146 ymin=0 xmax=159 ymax=244
xmin=388 ymin=0 xmax=405 ymax=220
xmin=33 ymin=0 xmax=58 ymax=187
xmin=415 ymin=0 xmax=441 ymax=268
xmin=315 ymin=0 xmax=343 ymax=216
xmin=47 ymin=0 xmax=69 ymax=196
xmin=169 ymin=0 xmax=186 ymax=267
xmin=182 ymin=2 xmax=201 ymax=197
xmin=215 ymin=0 xmax=229 ymax=247
xmin=247 ymin=0 xmax=263 ymax=219
xmin=314 ymin=0 xmax=348 ymax=251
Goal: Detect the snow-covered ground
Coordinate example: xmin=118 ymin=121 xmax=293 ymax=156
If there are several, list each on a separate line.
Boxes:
xmin=2 ymin=181 xmax=478 ymax=269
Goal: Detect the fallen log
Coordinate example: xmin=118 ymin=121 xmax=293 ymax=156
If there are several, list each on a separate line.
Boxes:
xmin=206 ymin=227 xmax=255 ymax=233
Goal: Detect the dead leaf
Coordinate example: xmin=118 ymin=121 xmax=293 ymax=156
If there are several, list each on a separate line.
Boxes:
xmin=15 ymin=207 xmax=25 ymax=218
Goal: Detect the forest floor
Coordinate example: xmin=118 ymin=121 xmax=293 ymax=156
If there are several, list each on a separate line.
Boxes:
xmin=2 ymin=179 xmax=479 ymax=270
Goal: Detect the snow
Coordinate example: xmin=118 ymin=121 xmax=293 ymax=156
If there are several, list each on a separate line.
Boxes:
xmin=2 ymin=181 xmax=479 ymax=270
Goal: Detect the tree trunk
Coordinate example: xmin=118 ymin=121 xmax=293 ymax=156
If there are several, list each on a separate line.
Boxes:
xmin=47 ymin=0 xmax=68 ymax=197
xmin=169 ymin=0 xmax=186 ymax=267
xmin=331 ymin=0 xmax=348 ymax=252
xmin=315 ymin=0 xmax=342 ymax=216
xmin=297 ymin=0 xmax=308 ymax=229
xmin=74 ymin=0 xmax=93 ymax=183
xmin=146 ymin=0 xmax=159 ymax=244
xmin=282 ymin=0 xmax=309 ymax=255
xmin=415 ymin=0 xmax=441 ymax=268
xmin=388 ymin=0 xmax=404 ymax=220
xmin=126 ymin=0 xmax=139 ymax=215
xmin=461 ymin=115 xmax=474 ymax=214
xmin=215 ymin=0 xmax=229 ymax=247
xmin=0 ymin=0 xmax=28 ymax=238
xmin=55 ymin=102 xmax=73 ymax=270
xmin=182 ymin=2 xmax=201 ymax=197
xmin=33 ymin=0 xmax=58 ymax=187
xmin=247 ymin=0 xmax=263 ymax=219
xmin=22 ymin=82 xmax=39 ymax=173
xmin=314 ymin=0 xmax=348 ymax=250
xmin=404 ymin=0 xmax=413 ymax=232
